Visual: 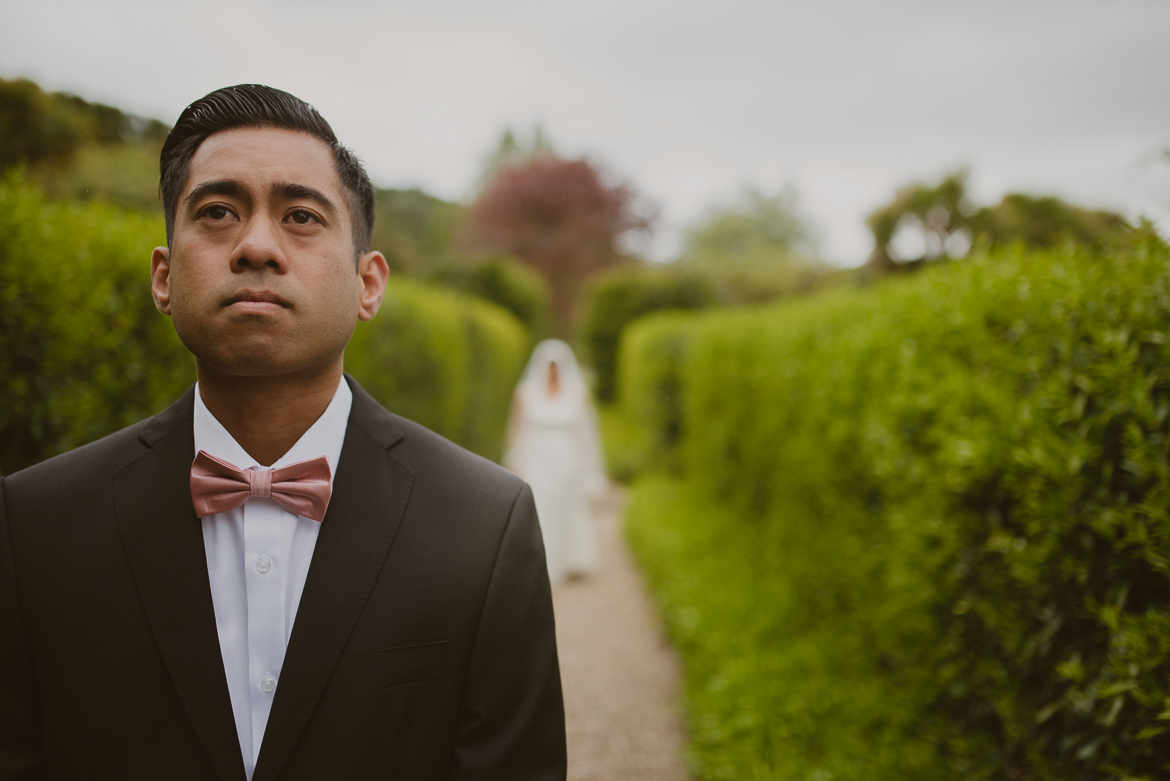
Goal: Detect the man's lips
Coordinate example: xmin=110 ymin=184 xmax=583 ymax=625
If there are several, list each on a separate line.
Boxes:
xmin=224 ymin=290 xmax=292 ymax=313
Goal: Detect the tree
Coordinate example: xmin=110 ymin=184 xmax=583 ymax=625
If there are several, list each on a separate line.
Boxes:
xmin=476 ymin=125 xmax=555 ymax=193
xmin=683 ymin=185 xmax=815 ymax=259
xmin=0 ymin=76 xmax=170 ymax=212
xmin=680 ymin=185 xmax=824 ymax=303
xmin=465 ymin=155 xmax=652 ymax=330
xmin=0 ymin=77 xmax=84 ymax=171
xmin=369 ymin=187 xmax=465 ymax=276
xmin=865 ymin=170 xmax=1132 ymax=273
xmin=865 ymin=170 xmax=974 ymax=272
xmin=970 ymin=193 xmax=1131 ymax=252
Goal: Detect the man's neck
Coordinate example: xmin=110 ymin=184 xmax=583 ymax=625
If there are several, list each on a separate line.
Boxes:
xmin=196 ymin=359 xmax=344 ymax=467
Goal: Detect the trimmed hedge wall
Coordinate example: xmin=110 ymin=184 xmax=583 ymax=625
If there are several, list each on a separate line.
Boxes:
xmin=0 ymin=174 xmax=192 ymax=476
xmin=616 ymin=311 xmax=699 ymax=474
xmin=438 ymin=254 xmax=551 ymax=341
xmin=1 ymin=176 xmax=529 ymax=474
xmin=580 ymin=266 xmax=715 ymax=402
xmin=622 ymin=235 xmax=1170 ymax=779
xmin=345 ymin=277 xmax=529 ymax=462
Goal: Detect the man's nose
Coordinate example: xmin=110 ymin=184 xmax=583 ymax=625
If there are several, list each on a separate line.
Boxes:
xmin=231 ymin=215 xmax=288 ymax=272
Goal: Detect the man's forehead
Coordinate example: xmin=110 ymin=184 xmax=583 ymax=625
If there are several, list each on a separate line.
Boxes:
xmin=183 ymin=126 xmax=342 ymax=196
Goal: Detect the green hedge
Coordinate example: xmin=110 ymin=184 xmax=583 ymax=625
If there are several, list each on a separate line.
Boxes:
xmin=580 ymin=266 xmax=715 ymax=402
xmin=615 ymin=311 xmax=700 ymax=474
xmin=1 ymin=175 xmax=529 ymax=474
xmin=0 ymin=174 xmax=192 ymax=476
xmin=345 ymin=277 xmax=529 ymax=462
xmin=624 ymin=235 xmax=1170 ymax=779
xmin=437 ymin=254 xmax=551 ymax=340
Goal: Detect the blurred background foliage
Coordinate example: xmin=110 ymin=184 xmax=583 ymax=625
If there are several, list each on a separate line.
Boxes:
xmin=0 ymin=76 xmax=168 ymax=212
xmin=369 ymin=186 xmax=464 ymax=276
xmin=463 ymin=150 xmax=654 ymax=332
xmin=5 ymin=74 xmax=1169 ymax=780
xmin=679 ymin=184 xmax=827 ymax=303
xmin=0 ymin=172 xmax=189 ymax=476
xmin=344 ymin=277 xmax=529 ymax=463
xmin=580 ymin=268 xmax=715 ymax=403
xmin=618 ymin=232 xmax=1170 ymax=779
xmin=866 ymin=169 xmax=1134 ymax=272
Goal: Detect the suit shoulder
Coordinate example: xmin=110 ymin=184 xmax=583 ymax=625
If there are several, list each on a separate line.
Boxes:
xmin=5 ymin=387 xmax=193 ymax=494
xmin=379 ymin=414 xmax=525 ymax=504
xmin=3 ymin=419 xmax=153 ymax=496
xmin=345 ymin=376 xmax=523 ymax=503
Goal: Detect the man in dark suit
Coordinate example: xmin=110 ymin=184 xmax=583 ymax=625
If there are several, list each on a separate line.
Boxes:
xmin=0 ymin=85 xmax=566 ymax=780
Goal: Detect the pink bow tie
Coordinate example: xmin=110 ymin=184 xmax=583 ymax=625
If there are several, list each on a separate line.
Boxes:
xmin=190 ymin=450 xmax=333 ymax=522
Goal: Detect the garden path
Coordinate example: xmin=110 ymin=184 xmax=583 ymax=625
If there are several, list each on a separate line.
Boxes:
xmin=551 ymin=487 xmax=690 ymax=781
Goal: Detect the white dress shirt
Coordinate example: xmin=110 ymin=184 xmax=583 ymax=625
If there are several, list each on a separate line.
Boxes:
xmin=193 ymin=379 xmax=352 ymax=780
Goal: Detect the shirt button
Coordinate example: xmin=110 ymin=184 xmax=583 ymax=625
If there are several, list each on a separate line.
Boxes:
xmin=256 ymin=556 xmax=272 ymax=574
xmin=260 ymin=674 xmax=276 ymax=693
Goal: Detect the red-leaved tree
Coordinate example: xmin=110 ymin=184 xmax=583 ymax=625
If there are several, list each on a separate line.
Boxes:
xmin=465 ymin=156 xmax=652 ymax=328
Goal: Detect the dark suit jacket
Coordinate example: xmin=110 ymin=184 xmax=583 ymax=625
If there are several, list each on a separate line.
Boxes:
xmin=0 ymin=376 xmax=566 ymax=780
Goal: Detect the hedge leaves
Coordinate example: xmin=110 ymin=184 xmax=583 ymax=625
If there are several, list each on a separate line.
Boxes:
xmin=622 ymin=235 xmax=1170 ymax=779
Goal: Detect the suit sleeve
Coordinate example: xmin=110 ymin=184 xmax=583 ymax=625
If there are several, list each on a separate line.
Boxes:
xmin=0 ymin=478 xmax=47 ymax=779
xmin=449 ymin=483 xmax=567 ymax=781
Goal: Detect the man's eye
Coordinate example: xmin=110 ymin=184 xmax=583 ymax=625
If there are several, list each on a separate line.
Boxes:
xmin=203 ymin=205 xmax=234 ymax=220
xmin=286 ymin=209 xmax=319 ymax=225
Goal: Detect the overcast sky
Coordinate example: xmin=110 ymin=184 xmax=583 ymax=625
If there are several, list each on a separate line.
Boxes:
xmin=2 ymin=0 xmax=1167 ymax=264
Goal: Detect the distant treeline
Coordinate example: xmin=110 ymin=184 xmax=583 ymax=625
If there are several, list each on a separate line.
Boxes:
xmin=866 ymin=170 xmax=1134 ymax=272
xmin=0 ymin=76 xmax=169 ymax=169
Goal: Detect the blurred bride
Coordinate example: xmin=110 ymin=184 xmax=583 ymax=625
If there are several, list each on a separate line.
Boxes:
xmin=505 ymin=339 xmax=606 ymax=584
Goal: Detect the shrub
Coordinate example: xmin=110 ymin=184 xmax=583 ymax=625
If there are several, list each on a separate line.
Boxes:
xmin=626 ymin=475 xmax=941 ymax=780
xmin=345 ymin=277 xmax=529 ymax=462
xmin=615 ymin=310 xmax=700 ymax=474
xmin=0 ymin=174 xmax=192 ymax=476
xmin=597 ymin=405 xmax=652 ymax=484
xmin=369 ymin=186 xmax=464 ymax=277
xmin=579 ymin=266 xmax=714 ymax=402
xmin=438 ymin=255 xmax=551 ymax=340
xmin=625 ymin=233 xmax=1170 ymax=779
xmin=459 ymin=293 xmax=532 ymax=459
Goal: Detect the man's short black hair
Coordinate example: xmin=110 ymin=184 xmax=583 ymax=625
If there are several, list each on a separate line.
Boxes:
xmin=159 ymin=84 xmax=375 ymax=256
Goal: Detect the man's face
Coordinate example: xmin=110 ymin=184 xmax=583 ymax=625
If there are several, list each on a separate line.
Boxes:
xmin=151 ymin=126 xmax=386 ymax=378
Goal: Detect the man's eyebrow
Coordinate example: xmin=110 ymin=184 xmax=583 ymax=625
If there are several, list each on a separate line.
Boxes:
xmin=272 ymin=182 xmax=340 ymax=219
xmin=183 ymin=179 xmax=245 ymax=207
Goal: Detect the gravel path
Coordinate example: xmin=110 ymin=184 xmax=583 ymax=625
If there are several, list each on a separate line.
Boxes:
xmin=551 ymin=488 xmax=691 ymax=781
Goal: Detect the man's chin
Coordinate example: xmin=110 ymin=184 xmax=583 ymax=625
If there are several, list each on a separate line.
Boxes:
xmin=189 ymin=344 xmax=304 ymax=378
xmin=193 ymin=347 xmax=345 ymax=382
xmin=175 ymin=323 xmax=347 ymax=380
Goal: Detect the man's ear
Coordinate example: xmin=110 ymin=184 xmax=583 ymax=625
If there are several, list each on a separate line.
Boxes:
xmin=356 ymin=250 xmax=390 ymax=321
xmin=151 ymin=247 xmax=173 ymax=315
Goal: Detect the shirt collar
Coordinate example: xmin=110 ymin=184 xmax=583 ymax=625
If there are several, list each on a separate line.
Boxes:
xmin=192 ymin=377 xmax=353 ymax=476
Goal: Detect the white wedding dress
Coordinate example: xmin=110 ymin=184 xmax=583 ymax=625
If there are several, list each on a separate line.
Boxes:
xmin=505 ymin=340 xmax=606 ymax=585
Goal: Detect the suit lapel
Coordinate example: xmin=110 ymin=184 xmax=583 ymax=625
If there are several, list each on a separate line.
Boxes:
xmin=253 ymin=379 xmax=412 ymax=781
xmin=113 ymin=388 xmax=246 ymax=781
